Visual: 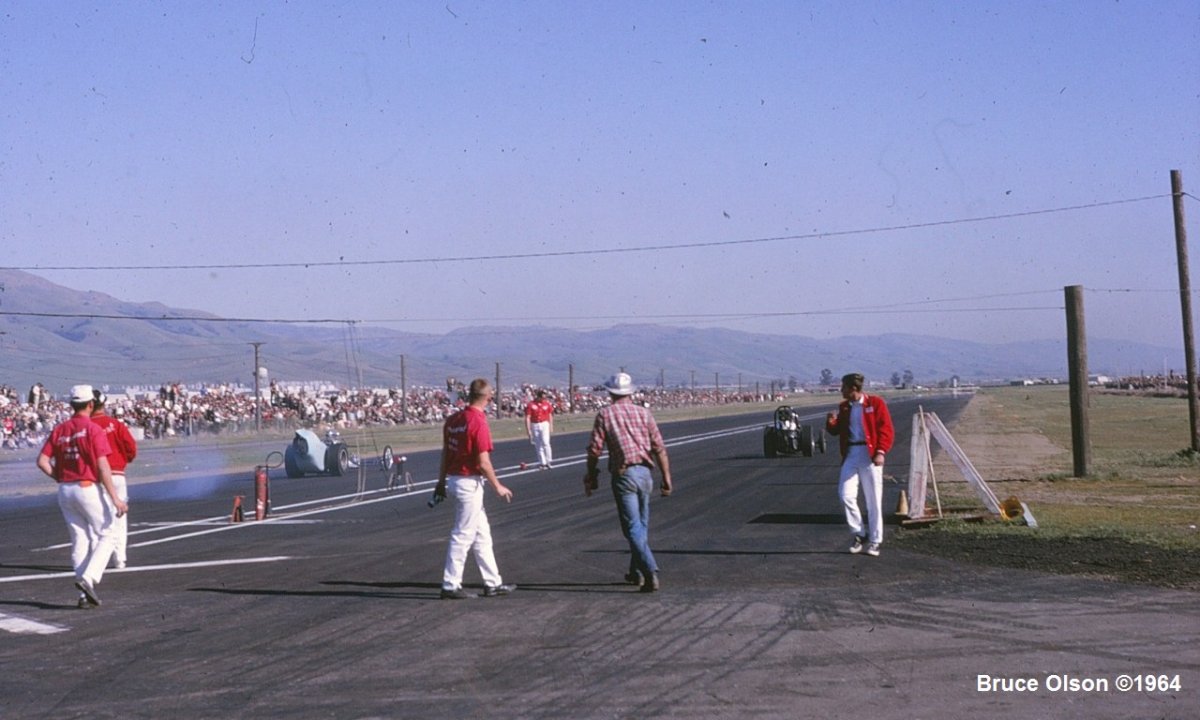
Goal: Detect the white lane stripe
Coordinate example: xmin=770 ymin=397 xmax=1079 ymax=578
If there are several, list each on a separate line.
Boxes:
xmin=0 ymin=556 xmax=294 ymax=584
xmin=0 ymin=613 xmax=68 ymax=635
xmin=135 ymin=519 xmax=328 ymax=527
xmin=36 ymin=420 xmax=769 ymax=552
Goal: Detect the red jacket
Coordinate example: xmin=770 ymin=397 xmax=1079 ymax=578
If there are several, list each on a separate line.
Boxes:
xmin=825 ymin=394 xmax=894 ymax=459
xmin=40 ymin=415 xmax=112 ymax=483
xmin=525 ymin=399 xmax=554 ymax=424
xmin=442 ymin=406 xmax=493 ymax=476
xmin=91 ymin=410 xmax=138 ymax=473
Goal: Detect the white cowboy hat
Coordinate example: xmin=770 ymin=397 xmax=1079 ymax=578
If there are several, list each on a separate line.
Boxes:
xmin=603 ymin=372 xmax=636 ymax=396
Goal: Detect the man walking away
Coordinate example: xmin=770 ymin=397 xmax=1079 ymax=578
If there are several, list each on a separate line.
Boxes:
xmin=584 ymin=372 xmax=673 ymax=592
xmin=37 ymin=384 xmax=128 ymax=607
xmin=90 ymin=390 xmax=138 ymax=569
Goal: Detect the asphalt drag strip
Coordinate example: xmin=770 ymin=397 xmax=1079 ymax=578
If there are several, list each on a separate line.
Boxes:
xmin=1 ymin=398 xmax=1196 ymax=719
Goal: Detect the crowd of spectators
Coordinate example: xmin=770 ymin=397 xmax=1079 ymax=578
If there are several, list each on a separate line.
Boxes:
xmin=1097 ymin=372 xmax=1193 ymax=396
xmin=2 ymin=379 xmax=781 ymax=450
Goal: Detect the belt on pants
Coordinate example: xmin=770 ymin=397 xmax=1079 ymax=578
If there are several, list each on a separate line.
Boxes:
xmin=848 ymin=441 xmax=868 ymax=446
xmin=618 ymin=462 xmax=652 ymax=473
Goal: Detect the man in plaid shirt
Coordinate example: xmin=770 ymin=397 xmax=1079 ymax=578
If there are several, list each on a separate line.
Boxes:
xmin=584 ymin=372 xmax=673 ymax=593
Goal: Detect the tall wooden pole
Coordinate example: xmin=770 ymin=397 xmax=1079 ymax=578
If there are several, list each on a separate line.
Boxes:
xmin=495 ymin=362 xmax=502 ymax=419
xmin=1170 ymin=170 xmax=1200 ymax=451
xmin=400 ymin=354 xmax=407 ymax=424
xmin=568 ymin=363 xmax=574 ymax=414
xmin=1065 ymin=285 xmax=1091 ymax=477
xmin=251 ymin=342 xmax=263 ymax=433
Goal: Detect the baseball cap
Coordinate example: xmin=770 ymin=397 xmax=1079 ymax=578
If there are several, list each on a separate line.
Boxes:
xmin=70 ymin=384 xmax=95 ymax=403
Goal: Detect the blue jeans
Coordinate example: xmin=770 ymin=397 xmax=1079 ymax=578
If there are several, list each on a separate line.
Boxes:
xmin=611 ymin=465 xmax=657 ymax=578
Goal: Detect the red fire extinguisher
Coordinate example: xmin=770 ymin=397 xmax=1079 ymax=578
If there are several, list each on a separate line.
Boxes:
xmin=254 ymin=465 xmax=270 ymax=520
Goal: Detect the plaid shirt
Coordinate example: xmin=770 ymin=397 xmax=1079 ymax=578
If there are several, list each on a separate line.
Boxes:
xmin=587 ymin=398 xmax=665 ymax=473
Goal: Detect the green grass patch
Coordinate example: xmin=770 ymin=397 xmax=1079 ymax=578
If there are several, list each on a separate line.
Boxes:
xmin=894 ymin=385 xmax=1200 ymax=589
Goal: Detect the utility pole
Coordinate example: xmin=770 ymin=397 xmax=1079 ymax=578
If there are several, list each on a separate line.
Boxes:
xmin=495 ymin=362 xmax=502 ymax=419
xmin=250 ymin=342 xmax=264 ymax=433
xmin=1065 ymin=286 xmax=1091 ymax=477
xmin=400 ymin=354 xmax=407 ymax=424
xmin=568 ymin=363 xmax=574 ymax=414
xmin=1171 ymin=170 xmax=1199 ymax=451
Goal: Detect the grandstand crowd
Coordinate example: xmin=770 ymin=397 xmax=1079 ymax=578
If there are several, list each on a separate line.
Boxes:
xmin=1 ymin=379 xmax=780 ymax=450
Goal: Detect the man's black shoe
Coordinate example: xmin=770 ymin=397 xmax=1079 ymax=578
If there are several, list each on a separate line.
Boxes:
xmin=624 ymin=571 xmax=643 ymax=586
xmin=482 ymin=583 xmax=517 ymax=597
xmin=75 ymin=578 xmax=101 ymax=607
xmin=439 ymin=588 xmax=476 ymax=600
xmin=639 ymin=573 xmax=660 ymax=593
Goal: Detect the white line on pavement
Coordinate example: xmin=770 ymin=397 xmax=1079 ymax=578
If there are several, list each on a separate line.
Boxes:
xmin=33 ymin=422 xmax=766 ymax=552
xmin=0 ymin=556 xmax=295 ymax=584
xmin=0 ymin=612 xmax=69 ymax=635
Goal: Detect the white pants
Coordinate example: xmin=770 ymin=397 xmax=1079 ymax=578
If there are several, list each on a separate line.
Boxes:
xmin=531 ymin=421 xmax=552 ymax=466
xmin=838 ymin=446 xmax=884 ymax=545
xmin=57 ymin=482 xmax=117 ymax=585
xmin=111 ymin=473 xmax=128 ymax=566
xmin=442 ymin=475 xmax=503 ymax=591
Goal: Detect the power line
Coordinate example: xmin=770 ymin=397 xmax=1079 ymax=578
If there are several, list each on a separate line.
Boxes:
xmin=0 ymin=311 xmax=350 ymax=324
xmin=0 ymin=304 xmax=1063 ymax=327
xmin=2 ymin=288 xmax=1186 ymax=327
xmin=0 ymin=194 xmax=1169 ymax=273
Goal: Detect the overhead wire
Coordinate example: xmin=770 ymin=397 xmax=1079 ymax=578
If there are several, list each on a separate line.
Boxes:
xmin=0 ymin=194 xmax=1189 ymax=329
xmin=0 ymin=194 xmax=1171 ymax=273
xmin=3 ymin=287 xmax=1193 ymax=327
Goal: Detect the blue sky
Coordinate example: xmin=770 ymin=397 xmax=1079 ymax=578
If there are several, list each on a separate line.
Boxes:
xmin=3 ymin=1 xmax=1198 ymax=351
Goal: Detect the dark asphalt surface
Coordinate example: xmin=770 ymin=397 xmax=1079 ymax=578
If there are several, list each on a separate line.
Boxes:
xmin=2 ymin=395 xmax=1196 ymax=719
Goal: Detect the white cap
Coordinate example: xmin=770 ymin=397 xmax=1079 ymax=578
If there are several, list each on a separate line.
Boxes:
xmin=69 ymin=384 xmax=95 ymax=403
xmin=603 ymin=372 xmax=636 ymax=396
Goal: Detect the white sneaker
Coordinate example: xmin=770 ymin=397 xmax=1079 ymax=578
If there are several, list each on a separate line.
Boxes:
xmin=866 ymin=543 xmax=881 ymax=557
xmin=849 ymin=536 xmax=866 ymax=554
xmin=114 ymin=560 xmax=127 ymax=570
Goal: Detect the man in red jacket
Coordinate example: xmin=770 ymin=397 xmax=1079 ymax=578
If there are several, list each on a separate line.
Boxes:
xmin=37 ymin=384 xmax=128 ymax=607
xmin=825 ymin=373 xmax=894 ymax=557
xmin=524 ymin=389 xmax=555 ymax=469
xmin=91 ymin=390 xmax=138 ymax=569
xmin=435 ymin=379 xmax=515 ymax=600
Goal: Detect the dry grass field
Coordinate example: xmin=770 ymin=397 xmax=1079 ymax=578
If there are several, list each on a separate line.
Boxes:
xmin=894 ymin=385 xmax=1200 ymax=589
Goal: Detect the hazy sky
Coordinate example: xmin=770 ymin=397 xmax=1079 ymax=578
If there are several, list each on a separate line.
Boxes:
xmin=3 ymin=1 xmax=1198 ymax=349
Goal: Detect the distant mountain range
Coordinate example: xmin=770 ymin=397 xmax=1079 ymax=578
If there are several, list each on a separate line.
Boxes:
xmin=0 ymin=269 xmax=1184 ymax=394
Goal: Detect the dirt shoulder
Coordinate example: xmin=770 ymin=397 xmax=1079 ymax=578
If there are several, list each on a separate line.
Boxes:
xmin=893 ymin=391 xmax=1200 ymax=591
xmin=948 ymin=391 xmax=1069 ymax=480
